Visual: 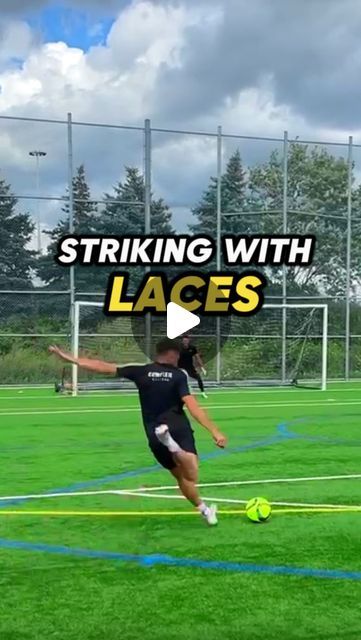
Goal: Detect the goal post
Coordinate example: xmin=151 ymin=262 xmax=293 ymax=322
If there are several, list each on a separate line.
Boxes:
xmin=264 ymin=303 xmax=328 ymax=392
xmin=71 ymin=300 xmax=150 ymax=396
xmin=71 ymin=301 xmax=328 ymax=395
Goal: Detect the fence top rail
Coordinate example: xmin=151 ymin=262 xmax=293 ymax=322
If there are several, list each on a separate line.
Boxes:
xmin=0 ymin=292 xmax=337 ymax=302
xmin=0 ymin=290 xmax=70 ymax=295
xmin=1 ymin=114 xmax=360 ymax=148
xmin=0 ymin=334 xmax=70 ymax=337
xmin=75 ymin=301 xmax=328 ymax=310
xmin=76 ymin=301 xmax=104 ymax=308
xmin=0 ymin=114 xmax=143 ymax=132
xmin=0 ymin=193 xmax=144 ymax=206
xmin=264 ymin=303 xmax=328 ymax=309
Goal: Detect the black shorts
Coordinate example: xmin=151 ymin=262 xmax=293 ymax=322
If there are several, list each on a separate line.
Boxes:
xmin=183 ymin=366 xmax=200 ymax=380
xmin=147 ymin=416 xmax=197 ymax=470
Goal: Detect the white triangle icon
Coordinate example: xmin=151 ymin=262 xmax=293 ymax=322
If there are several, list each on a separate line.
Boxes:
xmin=166 ymin=302 xmax=200 ymax=339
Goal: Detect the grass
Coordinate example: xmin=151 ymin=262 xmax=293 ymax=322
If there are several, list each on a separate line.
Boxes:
xmin=0 ymin=383 xmax=361 ymax=639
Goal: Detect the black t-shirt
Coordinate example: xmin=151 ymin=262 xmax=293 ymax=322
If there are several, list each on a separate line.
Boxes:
xmin=178 ymin=345 xmax=198 ymax=370
xmin=116 ymin=362 xmax=191 ymax=438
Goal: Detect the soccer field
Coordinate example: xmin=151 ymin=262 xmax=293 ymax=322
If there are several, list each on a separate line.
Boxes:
xmin=1 ymin=384 xmax=361 ymax=640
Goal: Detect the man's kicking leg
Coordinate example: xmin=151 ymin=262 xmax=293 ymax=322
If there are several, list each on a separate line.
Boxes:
xmin=155 ymin=424 xmax=217 ymax=525
xmin=171 ymin=458 xmax=217 ymax=526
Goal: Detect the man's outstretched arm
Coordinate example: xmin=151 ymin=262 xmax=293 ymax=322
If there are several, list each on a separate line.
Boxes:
xmin=49 ymin=345 xmax=117 ymax=375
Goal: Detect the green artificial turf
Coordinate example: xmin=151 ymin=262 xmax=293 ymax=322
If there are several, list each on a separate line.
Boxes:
xmin=0 ymin=383 xmax=361 ymax=640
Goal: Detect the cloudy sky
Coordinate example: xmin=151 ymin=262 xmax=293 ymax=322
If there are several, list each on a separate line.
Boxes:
xmin=0 ymin=0 xmax=361 ymax=236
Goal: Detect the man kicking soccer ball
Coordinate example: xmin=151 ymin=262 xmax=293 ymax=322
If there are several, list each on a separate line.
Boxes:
xmin=48 ymin=338 xmax=227 ymax=526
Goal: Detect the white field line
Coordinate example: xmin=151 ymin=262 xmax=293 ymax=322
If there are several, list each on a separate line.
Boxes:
xmin=1 ymin=474 xmax=359 ymax=503
xmin=126 ymin=473 xmax=361 ymax=493
xmin=1 ymin=387 xmax=361 ymax=401
xmin=112 ymin=491 xmax=361 ymax=509
xmin=115 ymin=491 xmax=361 ymax=509
xmin=0 ymin=489 xmax=121 ymax=501
xmin=4 ymin=399 xmax=361 ymax=417
xmin=1 ymin=379 xmax=360 ymax=395
xmin=0 ymin=487 xmax=360 ymax=510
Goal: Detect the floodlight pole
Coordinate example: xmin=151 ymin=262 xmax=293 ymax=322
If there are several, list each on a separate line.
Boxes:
xmin=29 ymin=150 xmax=47 ymax=253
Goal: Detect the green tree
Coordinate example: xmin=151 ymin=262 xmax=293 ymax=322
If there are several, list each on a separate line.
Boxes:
xmin=0 ymin=176 xmax=35 ymax=291
xmin=101 ymin=167 xmax=173 ymax=234
xmin=100 ymin=167 xmax=174 ymax=287
xmin=37 ymin=165 xmax=100 ymax=291
xmin=248 ymin=144 xmax=361 ymax=296
xmin=190 ymin=151 xmax=250 ymax=267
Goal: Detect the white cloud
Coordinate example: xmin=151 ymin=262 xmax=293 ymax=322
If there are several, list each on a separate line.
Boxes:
xmin=0 ymin=1 xmax=202 ymax=120
xmin=105 ymin=1 xmax=190 ymax=68
xmin=0 ymin=0 xmax=360 ymax=235
xmin=0 ymin=20 xmax=35 ymax=68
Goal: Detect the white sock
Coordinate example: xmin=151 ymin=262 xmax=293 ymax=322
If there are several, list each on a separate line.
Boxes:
xmin=155 ymin=425 xmax=182 ymax=453
xmin=197 ymin=502 xmax=209 ymax=515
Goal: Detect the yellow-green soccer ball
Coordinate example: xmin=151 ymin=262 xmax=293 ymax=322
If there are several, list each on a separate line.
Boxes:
xmin=246 ymin=497 xmax=272 ymax=523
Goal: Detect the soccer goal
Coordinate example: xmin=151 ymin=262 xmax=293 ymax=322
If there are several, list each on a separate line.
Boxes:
xmin=219 ymin=303 xmax=328 ymax=390
xmin=70 ymin=301 xmax=328 ymax=395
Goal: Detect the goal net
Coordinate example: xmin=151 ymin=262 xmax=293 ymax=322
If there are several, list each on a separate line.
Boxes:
xmin=70 ymin=301 xmax=328 ymax=394
xmin=219 ymin=303 xmax=328 ymax=390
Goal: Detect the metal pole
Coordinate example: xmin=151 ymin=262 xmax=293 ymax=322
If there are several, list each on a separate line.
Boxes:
xmin=216 ymin=126 xmax=222 ymax=384
xmin=72 ymin=301 xmax=80 ymax=397
xmin=144 ymin=119 xmax=151 ymax=236
xmin=281 ymin=130 xmax=288 ymax=383
xmin=67 ymin=113 xmax=76 ymax=369
xmin=35 ymin=155 xmax=41 ymax=253
xmin=321 ymin=304 xmax=328 ymax=391
xmin=144 ymin=119 xmax=152 ymax=360
xmin=345 ymin=135 xmax=353 ymax=380
xmin=29 ymin=150 xmax=47 ymax=253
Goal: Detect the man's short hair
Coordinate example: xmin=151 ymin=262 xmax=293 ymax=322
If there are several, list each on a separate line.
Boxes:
xmin=156 ymin=338 xmax=180 ymax=355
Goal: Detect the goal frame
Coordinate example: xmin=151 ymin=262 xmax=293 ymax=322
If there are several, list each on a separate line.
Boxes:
xmin=71 ymin=301 xmax=328 ymax=395
xmin=259 ymin=303 xmax=328 ymax=392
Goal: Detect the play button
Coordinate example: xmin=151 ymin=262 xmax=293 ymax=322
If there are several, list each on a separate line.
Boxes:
xmin=166 ymin=302 xmax=200 ymax=339
xmin=130 ymin=303 xmax=232 ymax=366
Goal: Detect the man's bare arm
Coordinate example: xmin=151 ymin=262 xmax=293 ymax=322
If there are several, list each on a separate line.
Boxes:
xmin=194 ymin=353 xmax=203 ymax=368
xmin=49 ymin=345 xmax=117 ymax=375
xmin=194 ymin=353 xmax=206 ymax=375
xmin=182 ymin=394 xmax=227 ymax=448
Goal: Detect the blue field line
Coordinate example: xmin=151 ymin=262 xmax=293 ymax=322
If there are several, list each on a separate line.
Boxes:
xmin=0 ymin=430 xmax=293 ymax=508
xmin=276 ymin=420 xmax=307 ymax=439
xmin=0 ymin=538 xmax=360 ymax=581
xmin=0 ymin=439 xmax=137 ymax=453
xmin=0 ymin=465 xmax=160 ymax=508
xmin=277 ymin=419 xmax=361 ymax=447
xmin=49 ymin=436 xmax=284 ymax=491
xmin=199 ymin=433 xmax=287 ymax=461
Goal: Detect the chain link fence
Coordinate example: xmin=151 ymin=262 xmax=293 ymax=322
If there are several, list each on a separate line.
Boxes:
xmin=0 ymin=113 xmax=360 ymax=384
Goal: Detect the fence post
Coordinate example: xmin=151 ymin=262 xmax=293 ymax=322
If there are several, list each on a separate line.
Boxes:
xmin=144 ymin=119 xmax=152 ymax=360
xmin=67 ymin=113 xmax=75 ymax=358
xmin=345 ymin=135 xmax=353 ymax=380
xmin=281 ymin=131 xmax=289 ymax=383
xmin=216 ymin=126 xmax=222 ymax=384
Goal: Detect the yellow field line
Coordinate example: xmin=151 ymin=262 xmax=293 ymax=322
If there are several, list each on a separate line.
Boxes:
xmin=0 ymin=507 xmax=360 ymax=517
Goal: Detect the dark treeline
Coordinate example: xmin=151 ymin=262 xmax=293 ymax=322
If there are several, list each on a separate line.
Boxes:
xmin=1 ymin=144 xmax=361 ymax=381
xmin=2 ymin=144 xmax=361 ymax=296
